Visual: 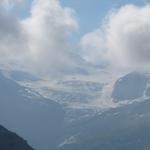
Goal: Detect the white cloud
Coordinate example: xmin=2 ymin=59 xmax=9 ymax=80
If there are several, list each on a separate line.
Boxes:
xmin=22 ymin=0 xmax=78 ymax=74
xmin=0 ymin=7 xmax=26 ymax=67
xmin=106 ymin=5 xmax=150 ymax=70
xmin=0 ymin=0 xmax=25 ymax=10
xmin=81 ymin=4 xmax=150 ymax=71
xmin=80 ymin=29 xmax=107 ymax=65
xmin=0 ymin=0 xmax=78 ymax=76
xmin=2 ymin=2 xmax=150 ymax=76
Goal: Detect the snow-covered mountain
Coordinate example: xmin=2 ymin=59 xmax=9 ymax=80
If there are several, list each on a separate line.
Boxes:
xmin=3 ymin=69 xmax=150 ymax=150
xmin=59 ymin=99 xmax=150 ymax=150
xmin=58 ymin=72 xmax=150 ymax=150
xmin=11 ymin=70 xmax=110 ymax=122
xmin=41 ymin=80 xmax=104 ymax=106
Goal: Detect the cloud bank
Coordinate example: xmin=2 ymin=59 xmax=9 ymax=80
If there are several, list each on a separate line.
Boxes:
xmin=80 ymin=29 xmax=107 ymax=66
xmin=81 ymin=5 xmax=150 ymax=71
xmin=0 ymin=0 xmax=26 ymax=10
xmin=0 ymin=0 xmax=78 ymax=75
xmin=1 ymin=2 xmax=150 ymax=76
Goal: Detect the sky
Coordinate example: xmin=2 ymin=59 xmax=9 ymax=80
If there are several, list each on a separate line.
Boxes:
xmin=0 ymin=0 xmax=150 ymax=77
xmin=18 ymin=0 xmax=150 ymax=42
xmin=61 ymin=0 xmax=148 ymax=37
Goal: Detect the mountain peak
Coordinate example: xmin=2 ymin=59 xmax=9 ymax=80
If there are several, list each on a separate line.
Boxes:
xmin=112 ymin=72 xmax=148 ymax=101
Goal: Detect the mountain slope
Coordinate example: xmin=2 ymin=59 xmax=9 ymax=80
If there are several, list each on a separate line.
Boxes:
xmin=0 ymin=72 xmax=65 ymax=150
xmin=0 ymin=125 xmax=34 ymax=150
xmin=59 ymin=72 xmax=150 ymax=150
xmin=60 ymin=99 xmax=150 ymax=150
